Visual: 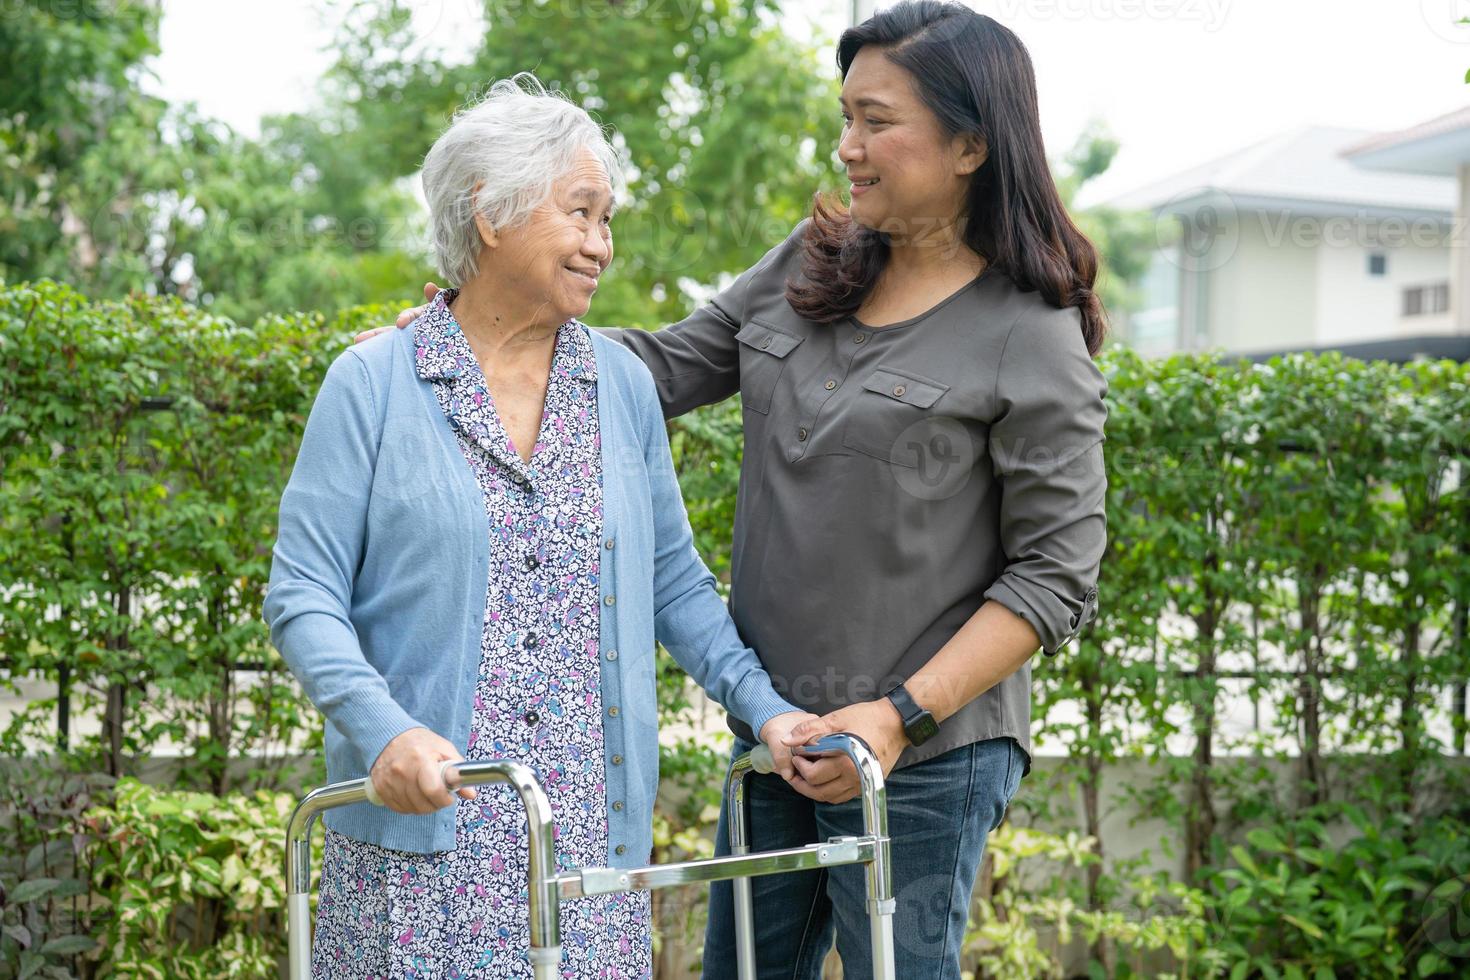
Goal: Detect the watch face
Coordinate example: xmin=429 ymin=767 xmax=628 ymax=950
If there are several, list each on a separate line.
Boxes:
xmin=908 ymin=714 xmax=940 ymax=746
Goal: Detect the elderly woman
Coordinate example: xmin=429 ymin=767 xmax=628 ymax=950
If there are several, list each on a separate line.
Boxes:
xmin=263 ymin=74 xmax=811 ymax=978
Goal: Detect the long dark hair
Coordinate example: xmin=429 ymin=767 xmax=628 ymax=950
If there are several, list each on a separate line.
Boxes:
xmin=786 ymin=0 xmax=1107 ymax=356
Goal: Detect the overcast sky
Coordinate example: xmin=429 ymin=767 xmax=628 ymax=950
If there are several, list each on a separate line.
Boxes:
xmin=146 ymin=0 xmax=1470 ymax=208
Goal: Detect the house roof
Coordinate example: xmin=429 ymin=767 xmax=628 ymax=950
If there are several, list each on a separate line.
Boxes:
xmin=1341 ymin=105 xmax=1470 ymax=177
xmin=1104 ymin=126 xmax=1454 ymax=220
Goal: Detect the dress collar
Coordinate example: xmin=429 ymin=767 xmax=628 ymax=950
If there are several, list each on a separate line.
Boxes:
xmin=413 ymin=287 xmax=598 ymax=384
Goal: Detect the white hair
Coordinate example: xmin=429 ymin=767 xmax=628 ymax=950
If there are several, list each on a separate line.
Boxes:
xmin=421 ymin=72 xmax=625 ymax=286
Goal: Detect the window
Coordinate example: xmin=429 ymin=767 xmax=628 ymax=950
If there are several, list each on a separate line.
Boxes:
xmin=1127 ymin=247 xmax=1181 ymax=353
xmin=1367 ymin=253 xmax=1387 ymax=276
xmin=1402 ymin=282 xmax=1450 ymax=317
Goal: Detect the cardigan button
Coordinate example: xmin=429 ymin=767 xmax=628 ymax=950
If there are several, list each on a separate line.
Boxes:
xmin=612 ymin=754 xmax=623 ymax=765
xmin=604 ymin=537 xmax=615 ymax=550
xmin=612 ymin=800 xmax=624 ymax=812
xmin=606 ymin=650 xmax=618 ymax=661
xmin=615 ymin=845 xmax=626 ymax=856
xmin=608 ymin=706 xmax=619 ymax=718
xmin=604 ymin=595 xmax=615 ymax=606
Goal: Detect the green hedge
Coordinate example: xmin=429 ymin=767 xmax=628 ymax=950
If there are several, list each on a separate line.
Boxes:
xmin=0 ymin=279 xmax=345 ymax=790
xmin=3 ymin=279 xmax=1470 ymax=977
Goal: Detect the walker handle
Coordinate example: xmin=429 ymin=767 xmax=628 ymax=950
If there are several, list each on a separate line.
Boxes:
xmin=749 ymin=744 xmax=776 ymax=774
xmin=749 ymin=736 xmax=856 ymax=775
xmin=361 ymin=760 xmax=461 ymax=807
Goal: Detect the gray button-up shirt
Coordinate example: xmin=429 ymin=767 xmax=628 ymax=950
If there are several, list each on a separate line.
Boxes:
xmin=599 ymin=222 xmax=1107 ymax=775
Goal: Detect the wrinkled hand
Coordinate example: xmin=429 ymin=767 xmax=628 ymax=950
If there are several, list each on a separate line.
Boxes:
xmin=352 ymin=281 xmax=444 ymax=344
xmin=757 ymin=710 xmax=819 ymax=781
xmin=782 ymin=700 xmax=908 ymax=804
xmin=369 ymin=726 xmax=477 ymax=814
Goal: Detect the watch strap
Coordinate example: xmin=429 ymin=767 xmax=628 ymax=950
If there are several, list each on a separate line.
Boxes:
xmin=884 ymin=682 xmax=939 ymax=746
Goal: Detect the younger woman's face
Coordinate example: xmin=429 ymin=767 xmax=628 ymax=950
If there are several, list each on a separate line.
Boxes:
xmin=837 ymin=46 xmax=986 ymax=242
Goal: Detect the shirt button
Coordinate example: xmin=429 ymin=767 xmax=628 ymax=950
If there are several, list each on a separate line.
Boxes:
xmin=854 ymin=333 xmax=867 ymax=344
xmin=615 ymin=844 xmax=626 ymax=855
xmin=893 ymin=384 xmax=907 ymax=397
xmin=523 ymin=710 xmax=539 ymax=725
xmin=523 ymin=632 xmax=539 ymax=649
xmin=797 ymin=427 xmax=808 ymax=441
xmin=612 ymin=801 xmax=624 ymax=812
xmin=524 ymin=553 xmax=540 ymax=570
xmin=608 ymin=706 xmax=619 ymax=718
xmin=824 ymin=380 xmax=836 ymax=390
xmin=606 ymin=650 xmax=618 ymax=661
xmin=612 ymin=754 xmax=623 ymax=765
xmin=604 ymin=595 xmax=616 ymax=606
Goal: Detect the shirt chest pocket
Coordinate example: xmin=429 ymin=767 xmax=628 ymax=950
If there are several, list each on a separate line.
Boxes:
xmin=840 ymin=367 xmax=952 ymax=466
xmin=734 ymin=319 xmax=804 ymax=415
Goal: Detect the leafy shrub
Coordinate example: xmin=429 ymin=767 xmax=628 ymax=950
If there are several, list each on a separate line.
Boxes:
xmin=1204 ymin=808 xmax=1470 ymax=979
xmin=964 ymin=825 xmax=1219 ymax=980
xmin=82 ymin=777 xmax=317 ymax=979
xmin=0 ymin=769 xmax=112 ymax=979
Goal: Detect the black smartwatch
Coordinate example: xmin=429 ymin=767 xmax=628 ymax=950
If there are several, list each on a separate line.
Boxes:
xmin=884 ymin=683 xmax=939 ymax=747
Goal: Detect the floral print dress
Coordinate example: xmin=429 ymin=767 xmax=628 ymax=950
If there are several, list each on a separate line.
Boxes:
xmin=311 ymin=292 xmax=653 ymax=978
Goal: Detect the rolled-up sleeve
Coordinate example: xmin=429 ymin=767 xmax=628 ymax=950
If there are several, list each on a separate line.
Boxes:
xmin=982 ymin=307 xmax=1108 ymax=656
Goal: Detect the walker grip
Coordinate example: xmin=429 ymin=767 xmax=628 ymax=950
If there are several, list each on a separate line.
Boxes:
xmin=749 ymin=744 xmax=776 ymax=774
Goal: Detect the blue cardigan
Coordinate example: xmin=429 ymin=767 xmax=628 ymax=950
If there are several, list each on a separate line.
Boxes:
xmin=263 ymin=321 xmax=799 ymax=865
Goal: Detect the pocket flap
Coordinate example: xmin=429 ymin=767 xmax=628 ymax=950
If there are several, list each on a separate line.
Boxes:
xmin=735 ymin=320 xmax=804 ymax=359
xmin=860 ymin=368 xmax=949 ymax=409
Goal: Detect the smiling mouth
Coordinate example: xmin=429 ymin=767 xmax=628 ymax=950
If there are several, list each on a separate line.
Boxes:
xmin=566 ymin=267 xmax=600 ymax=286
xmin=850 ymin=177 xmax=879 ymax=186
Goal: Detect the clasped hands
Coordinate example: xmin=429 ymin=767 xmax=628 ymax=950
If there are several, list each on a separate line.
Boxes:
xmin=758 ymin=697 xmax=908 ymax=805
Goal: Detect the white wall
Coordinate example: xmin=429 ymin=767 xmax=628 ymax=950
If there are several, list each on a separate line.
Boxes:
xmin=1313 ymin=226 xmax=1451 ymax=346
xmin=1205 ymin=212 xmax=1318 ymax=354
xmin=1134 ymin=207 xmax=1455 ymax=357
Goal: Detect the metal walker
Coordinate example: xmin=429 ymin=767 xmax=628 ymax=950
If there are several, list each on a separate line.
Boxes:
xmin=285 ymin=733 xmax=896 ymax=979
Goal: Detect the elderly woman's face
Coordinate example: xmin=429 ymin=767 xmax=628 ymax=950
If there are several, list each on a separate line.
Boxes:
xmin=487 ymin=146 xmax=615 ymax=325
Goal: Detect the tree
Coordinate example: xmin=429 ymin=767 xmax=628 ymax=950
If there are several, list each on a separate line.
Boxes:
xmin=318 ymin=0 xmax=840 ymax=328
xmin=0 ymin=0 xmax=430 ymax=324
xmin=1052 ymin=120 xmax=1156 ymax=338
xmin=0 ymin=0 xmax=160 ymax=290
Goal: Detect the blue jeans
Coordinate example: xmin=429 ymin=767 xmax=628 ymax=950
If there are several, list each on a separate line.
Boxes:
xmin=701 ymin=736 xmax=1026 ymax=980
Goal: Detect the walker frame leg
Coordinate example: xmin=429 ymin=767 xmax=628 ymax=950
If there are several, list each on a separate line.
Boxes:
xmin=284 ymin=760 xmax=561 ymax=980
xmin=725 ymin=734 xmax=896 ymax=980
